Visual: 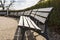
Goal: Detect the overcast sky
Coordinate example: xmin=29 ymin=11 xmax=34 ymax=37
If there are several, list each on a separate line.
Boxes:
xmin=4 ymin=0 xmax=40 ymax=10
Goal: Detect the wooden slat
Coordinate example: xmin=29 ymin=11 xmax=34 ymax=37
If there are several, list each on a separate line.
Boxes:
xmin=33 ymin=9 xmax=38 ymax=11
xmin=27 ymin=17 xmax=41 ymax=30
xmin=27 ymin=10 xmax=32 ymax=14
xmin=25 ymin=17 xmax=35 ymax=29
xmin=17 ymin=12 xmax=21 ymax=16
xmin=0 ymin=12 xmax=6 ymax=15
xmin=14 ymin=12 xmax=17 ymax=16
xmin=20 ymin=12 xmax=24 ymax=15
xmin=36 ymin=12 xmax=49 ymax=17
xmin=31 ymin=14 xmax=35 ymax=17
xmin=18 ymin=16 xmax=23 ymax=26
xmin=31 ymin=11 xmax=36 ymax=14
xmin=35 ymin=15 xmax=46 ymax=24
xmin=23 ymin=16 xmax=29 ymax=27
xmin=24 ymin=10 xmax=31 ymax=15
xmin=10 ymin=12 xmax=14 ymax=15
xmin=24 ymin=11 xmax=28 ymax=15
xmin=37 ymin=7 xmax=53 ymax=12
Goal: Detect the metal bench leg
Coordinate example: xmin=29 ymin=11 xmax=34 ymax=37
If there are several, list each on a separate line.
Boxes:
xmin=44 ymin=24 xmax=49 ymax=40
xmin=21 ymin=28 xmax=26 ymax=40
xmin=42 ymin=33 xmax=49 ymax=40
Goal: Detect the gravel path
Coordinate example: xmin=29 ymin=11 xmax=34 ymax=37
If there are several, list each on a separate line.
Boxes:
xmin=0 ymin=16 xmax=18 ymax=40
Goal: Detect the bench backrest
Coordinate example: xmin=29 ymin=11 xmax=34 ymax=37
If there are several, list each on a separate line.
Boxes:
xmin=0 ymin=12 xmax=6 ymax=15
xmin=30 ymin=7 xmax=53 ymax=24
xmin=33 ymin=7 xmax=53 ymax=12
xmin=24 ymin=10 xmax=32 ymax=15
xmin=10 ymin=12 xmax=24 ymax=16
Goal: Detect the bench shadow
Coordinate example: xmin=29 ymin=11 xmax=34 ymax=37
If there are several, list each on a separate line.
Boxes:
xmin=13 ymin=27 xmax=22 ymax=40
xmin=13 ymin=26 xmax=47 ymax=40
xmin=26 ymin=30 xmax=36 ymax=40
xmin=13 ymin=27 xmax=38 ymax=40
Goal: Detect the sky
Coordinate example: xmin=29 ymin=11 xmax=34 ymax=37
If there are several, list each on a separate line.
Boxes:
xmin=3 ymin=0 xmax=40 ymax=10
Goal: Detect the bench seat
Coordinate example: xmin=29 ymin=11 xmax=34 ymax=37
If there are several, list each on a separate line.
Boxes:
xmin=18 ymin=16 xmax=42 ymax=32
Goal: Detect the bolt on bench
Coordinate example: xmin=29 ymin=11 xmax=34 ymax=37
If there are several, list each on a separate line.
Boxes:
xmin=14 ymin=7 xmax=53 ymax=40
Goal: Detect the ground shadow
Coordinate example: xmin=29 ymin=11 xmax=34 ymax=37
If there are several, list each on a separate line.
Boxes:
xmin=13 ymin=26 xmax=48 ymax=40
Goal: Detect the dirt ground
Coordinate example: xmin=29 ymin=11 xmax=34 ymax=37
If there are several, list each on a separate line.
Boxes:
xmin=0 ymin=16 xmax=46 ymax=40
xmin=0 ymin=16 xmax=18 ymax=40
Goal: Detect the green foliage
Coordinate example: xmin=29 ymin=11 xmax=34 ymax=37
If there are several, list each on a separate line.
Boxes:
xmin=26 ymin=0 xmax=60 ymax=32
xmin=47 ymin=0 xmax=60 ymax=26
xmin=26 ymin=0 xmax=60 ymax=26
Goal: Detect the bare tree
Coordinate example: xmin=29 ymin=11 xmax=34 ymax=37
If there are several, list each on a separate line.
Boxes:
xmin=0 ymin=0 xmax=15 ymax=10
xmin=6 ymin=0 xmax=15 ymax=16
xmin=0 ymin=0 xmax=15 ymax=16
xmin=0 ymin=0 xmax=5 ymax=10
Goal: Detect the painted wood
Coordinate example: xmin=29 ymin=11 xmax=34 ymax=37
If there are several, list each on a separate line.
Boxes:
xmin=36 ymin=12 xmax=49 ymax=17
xmin=35 ymin=15 xmax=46 ymax=23
xmin=26 ymin=17 xmax=35 ymax=28
xmin=27 ymin=17 xmax=41 ymax=30
xmin=18 ymin=16 xmax=23 ymax=26
xmin=23 ymin=16 xmax=29 ymax=27
xmin=38 ymin=7 xmax=53 ymax=12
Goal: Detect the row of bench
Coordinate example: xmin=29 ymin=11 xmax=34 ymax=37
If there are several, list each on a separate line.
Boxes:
xmin=0 ymin=7 xmax=53 ymax=17
xmin=0 ymin=12 xmax=6 ymax=16
xmin=17 ymin=7 xmax=53 ymax=40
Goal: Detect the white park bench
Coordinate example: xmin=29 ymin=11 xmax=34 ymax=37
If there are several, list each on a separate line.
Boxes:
xmin=0 ymin=12 xmax=6 ymax=16
xmin=14 ymin=7 xmax=53 ymax=40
